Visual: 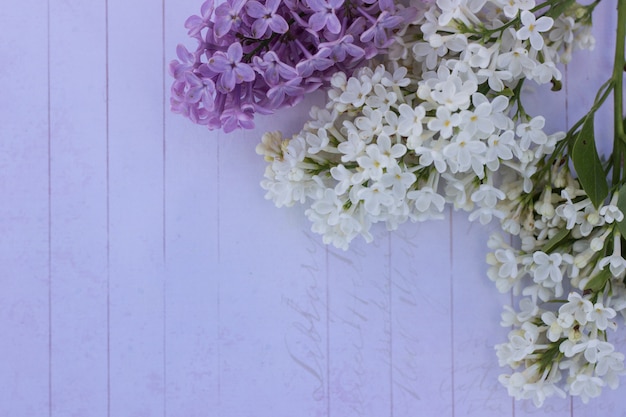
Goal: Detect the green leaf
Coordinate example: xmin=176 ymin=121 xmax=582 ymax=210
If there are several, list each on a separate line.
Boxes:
xmin=585 ymin=268 xmax=612 ymax=292
xmin=616 ymin=183 xmax=626 ymax=238
xmin=571 ymin=114 xmax=608 ymax=208
xmin=545 ymin=0 xmax=576 ymax=19
xmin=540 ymin=228 xmax=569 ymax=254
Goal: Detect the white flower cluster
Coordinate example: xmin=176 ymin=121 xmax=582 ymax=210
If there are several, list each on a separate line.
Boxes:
xmin=256 ymin=0 xmax=623 ymax=407
xmin=258 ymin=0 xmax=596 ymax=250
xmin=396 ymin=0 xmax=594 ymax=83
xmin=487 ymin=166 xmax=626 ymax=405
xmin=257 ymin=62 xmax=564 ymax=249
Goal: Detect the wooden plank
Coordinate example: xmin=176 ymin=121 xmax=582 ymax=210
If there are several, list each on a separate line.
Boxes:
xmin=48 ymin=0 xmax=109 ymax=415
xmin=390 ymin=218 xmax=453 ymax=416
xmin=217 ymin=100 xmax=330 ymax=416
xmin=0 ymin=1 xmax=51 ymax=415
xmin=326 ymin=229 xmax=392 ymax=417
xmin=450 ymin=212 xmax=513 ymax=416
xmin=106 ymin=0 xmax=166 ymax=414
xmin=163 ymin=1 xmax=220 ymax=413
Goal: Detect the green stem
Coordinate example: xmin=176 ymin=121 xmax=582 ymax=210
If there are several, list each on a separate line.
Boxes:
xmin=613 ymin=0 xmax=626 ymax=186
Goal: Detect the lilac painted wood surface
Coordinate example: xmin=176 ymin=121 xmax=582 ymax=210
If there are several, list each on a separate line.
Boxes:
xmin=0 ymin=0 xmax=624 ymax=416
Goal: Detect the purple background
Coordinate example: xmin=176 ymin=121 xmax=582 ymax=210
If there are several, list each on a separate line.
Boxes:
xmin=0 ymin=0 xmax=623 ymax=415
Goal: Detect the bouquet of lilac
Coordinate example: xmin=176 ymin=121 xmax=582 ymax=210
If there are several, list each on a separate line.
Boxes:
xmin=169 ymin=0 xmax=416 ymax=132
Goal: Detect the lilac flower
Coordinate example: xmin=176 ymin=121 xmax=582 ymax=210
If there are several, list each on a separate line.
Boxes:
xmin=169 ymin=45 xmax=196 ymax=79
xmin=169 ymin=0 xmax=419 ymax=132
xmin=214 ymin=0 xmax=246 ymax=38
xmin=295 ymin=46 xmax=334 ymax=78
xmin=207 ymin=42 xmax=255 ymax=93
xmin=221 ymin=102 xmax=255 ymax=132
xmin=246 ymin=0 xmax=289 ymax=38
xmin=184 ymin=72 xmax=216 ymax=109
xmin=266 ymin=77 xmax=305 ymax=108
xmin=361 ymin=11 xmax=405 ymax=48
xmin=253 ymin=51 xmax=298 ymax=85
xmin=185 ymin=0 xmax=215 ymax=38
xmin=307 ymin=0 xmax=343 ymax=34
xmin=319 ymin=35 xmax=365 ymax=63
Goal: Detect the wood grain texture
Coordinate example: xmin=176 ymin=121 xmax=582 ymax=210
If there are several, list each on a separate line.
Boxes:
xmin=48 ymin=0 xmax=109 ymax=415
xmin=0 ymin=0 xmax=624 ymax=416
xmin=0 ymin=1 xmax=50 ymax=415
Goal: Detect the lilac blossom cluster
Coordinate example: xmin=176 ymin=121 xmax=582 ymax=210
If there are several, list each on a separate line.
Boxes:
xmin=256 ymin=0 xmax=626 ymax=405
xmin=169 ymin=0 xmax=416 ymax=132
xmin=487 ymin=168 xmax=626 ymax=405
xmin=256 ymin=0 xmax=596 ymax=249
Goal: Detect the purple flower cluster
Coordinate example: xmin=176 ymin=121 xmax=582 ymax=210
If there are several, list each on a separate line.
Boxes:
xmin=169 ymin=0 xmax=416 ymax=132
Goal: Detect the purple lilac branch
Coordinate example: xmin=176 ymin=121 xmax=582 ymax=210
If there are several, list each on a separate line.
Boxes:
xmin=169 ymin=0 xmax=418 ymax=132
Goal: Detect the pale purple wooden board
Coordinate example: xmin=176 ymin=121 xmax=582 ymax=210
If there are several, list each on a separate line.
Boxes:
xmin=0 ymin=0 xmax=624 ymax=416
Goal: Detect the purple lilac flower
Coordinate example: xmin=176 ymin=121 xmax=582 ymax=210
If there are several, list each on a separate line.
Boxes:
xmin=253 ymin=51 xmax=298 ymax=85
xmin=214 ymin=0 xmax=246 ymax=38
xmin=246 ymin=0 xmax=289 ymax=38
xmin=307 ymin=0 xmax=343 ymax=34
xmin=207 ymin=42 xmax=255 ymax=93
xmin=169 ymin=0 xmax=420 ymax=132
xmin=184 ymin=0 xmax=215 ymax=38
xmin=319 ymin=35 xmax=365 ymax=63
xmin=361 ymin=10 xmax=405 ymax=48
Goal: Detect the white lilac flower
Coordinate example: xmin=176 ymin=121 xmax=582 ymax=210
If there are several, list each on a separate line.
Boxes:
xmin=555 ymin=192 xmax=589 ymax=230
xmin=462 ymin=42 xmax=493 ymax=69
xmin=305 ymin=129 xmax=330 ymax=154
xmin=257 ymin=130 xmax=284 ymax=161
xmin=415 ymin=140 xmax=448 ymax=172
xmin=338 ymin=131 xmax=366 ymax=162
xmin=339 ymin=77 xmax=372 ymax=107
xmin=485 ymin=131 xmax=516 ymax=171
xmin=531 ymin=61 xmax=562 ymax=84
xmin=532 ymin=251 xmax=564 ymax=284
xmin=365 ymin=83 xmax=398 ymax=110
xmin=560 ymin=292 xmax=593 ymax=325
xmin=550 ymin=15 xmax=576 ymax=43
xmin=491 ymin=247 xmax=519 ymax=281
xmin=516 ymin=297 xmax=539 ymax=322
xmin=516 ymin=116 xmax=548 ymax=150
xmin=380 ymin=164 xmax=417 ymax=199
xmin=307 ymin=107 xmax=336 ymax=130
xmin=357 ymin=182 xmax=394 ymax=216
xmin=598 ymin=234 xmax=626 ymax=278
xmin=436 ymin=0 xmax=485 ymax=27
xmin=428 ymin=106 xmax=462 ymax=138
xmin=459 ymin=101 xmax=495 ymax=138
xmin=499 ymin=0 xmax=536 ymax=19
xmin=508 ymin=321 xmax=540 ymax=361
xmin=524 ymin=368 xmax=566 ymax=408
xmin=413 ymin=41 xmax=447 ymax=70
xmin=568 ymin=372 xmax=605 ymax=404
xmin=430 ymin=75 xmax=475 ymax=111
xmin=330 ymin=164 xmax=364 ymax=195
xmin=541 ymin=311 xmax=574 ymax=342
xmin=442 ymin=131 xmax=487 ymax=176
xmin=397 ymin=103 xmax=426 ymax=138
xmin=599 ymin=195 xmax=624 ymax=223
xmin=596 ymin=352 xmax=626 ymax=389
xmin=496 ymin=47 xmax=535 ymax=78
xmin=355 ymin=108 xmax=384 ymax=140
xmin=587 ymin=302 xmax=617 ymax=331
xmin=516 ymin=11 xmax=554 ymax=50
